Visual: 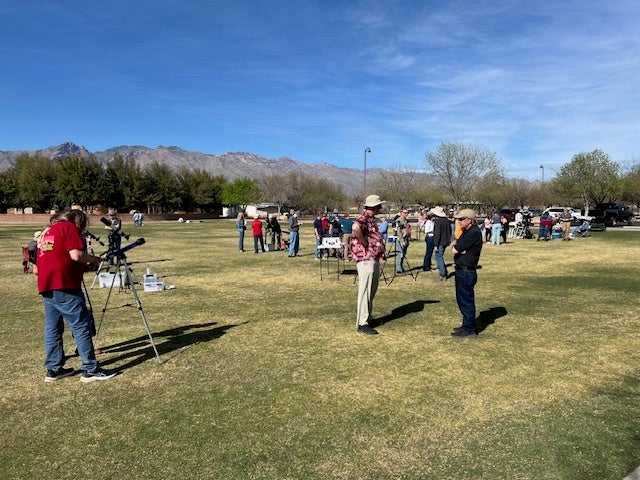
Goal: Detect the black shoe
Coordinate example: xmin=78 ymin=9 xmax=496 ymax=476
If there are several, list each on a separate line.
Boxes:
xmin=81 ymin=368 xmax=118 ymax=383
xmin=451 ymin=329 xmax=477 ymax=338
xmin=357 ymin=325 xmax=379 ymax=335
xmin=423 ymin=268 xmax=432 ymax=272
xmin=45 ymin=367 xmax=75 ymax=383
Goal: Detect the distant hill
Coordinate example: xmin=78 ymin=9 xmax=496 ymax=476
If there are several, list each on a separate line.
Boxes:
xmin=0 ymin=142 xmax=380 ymax=194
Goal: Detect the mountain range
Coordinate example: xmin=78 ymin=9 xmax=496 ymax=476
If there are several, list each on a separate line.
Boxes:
xmin=0 ymin=142 xmax=379 ymax=194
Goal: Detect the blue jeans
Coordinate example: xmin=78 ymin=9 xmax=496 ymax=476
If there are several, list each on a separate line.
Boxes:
xmin=42 ymin=289 xmax=98 ymax=372
xmin=455 ymin=269 xmax=478 ymax=333
xmin=538 ymin=225 xmax=549 ymax=240
xmin=314 ymin=236 xmax=322 ymax=258
xmin=491 ymin=224 xmax=502 ymax=245
xmin=238 ymin=230 xmax=245 ymax=251
xmin=288 ymin=231 xmax=299 ymax=256
xmin=434 ymin=245 xmax=447 ymax=277
xmin=253 ymin=235 xmax=264 ymax=253
xmin=395 ymin=238 xmax=408 ymax=272
xmin=423 ymin=235 xmax=434 ymax=270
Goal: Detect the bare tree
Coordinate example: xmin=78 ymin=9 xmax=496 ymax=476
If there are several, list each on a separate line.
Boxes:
xmin=370 ymin=166 xmax=424 ymax=209
xmin=426 ymin=141 xmax=504 ymax=207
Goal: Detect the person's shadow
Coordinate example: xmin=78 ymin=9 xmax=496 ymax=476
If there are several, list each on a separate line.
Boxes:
xmin=94 ymin=321 xmax=246 ymax=371
xmin=372 ymin=300 xmax=440 ymax=327
xmin=475 ymin=306 xmax=507 ymax=333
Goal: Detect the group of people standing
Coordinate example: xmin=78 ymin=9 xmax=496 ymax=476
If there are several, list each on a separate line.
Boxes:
xmin=313 ymin=210 xmax=354 ymax=260
xmin=234 ymin=199 xmax=484 ymax=339
xmin=352 ymin=196 xmax=483 ymax=338
xmin=236 ymin=212 xmax=284 ymax=254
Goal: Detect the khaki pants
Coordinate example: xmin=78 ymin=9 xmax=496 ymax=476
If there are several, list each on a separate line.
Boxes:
xmin=342 ymin=233 xmax=352 ymax=259
xmin=562 ymin=221 xmax=571 ymax=239
xmin=356 ymin=260 xmax=380 ymax=327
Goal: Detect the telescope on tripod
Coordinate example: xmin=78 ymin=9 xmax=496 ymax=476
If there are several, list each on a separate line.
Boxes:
xmin=93 ymin=236 xmax=162 ymax=364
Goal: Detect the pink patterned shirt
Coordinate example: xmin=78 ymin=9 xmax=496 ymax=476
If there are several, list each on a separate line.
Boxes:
xmin=350 ymin=211 xmax=386 ymax=262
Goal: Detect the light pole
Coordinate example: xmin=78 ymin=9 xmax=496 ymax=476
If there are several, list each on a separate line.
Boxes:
xmin=540 ymin=165 xmax=545 ymax=207
xmin=363 ymin=147 xmax=371 ymax=200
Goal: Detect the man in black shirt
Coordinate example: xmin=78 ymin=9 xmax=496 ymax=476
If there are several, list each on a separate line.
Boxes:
xmin=450 ymin=209 xmax=483 ymax=338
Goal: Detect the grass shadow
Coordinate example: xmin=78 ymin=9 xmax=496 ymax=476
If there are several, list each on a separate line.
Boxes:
xmin=476 ymin=306 xmax=507 ymax=333
xmin=374 ymin=299 xmax=440 ymax=326
xmin=95 ymin=321 xmax=247 ymax=371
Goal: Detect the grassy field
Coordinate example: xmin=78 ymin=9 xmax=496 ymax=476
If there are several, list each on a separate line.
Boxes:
xmin=0 ymin=219 xmax=638 ymax=480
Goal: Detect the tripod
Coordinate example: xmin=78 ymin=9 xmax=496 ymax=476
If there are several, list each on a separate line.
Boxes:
xmin=382 ymin=233 xmax=417 ymax=286
xmin=96 ymin=253 xmax=162 ymax=364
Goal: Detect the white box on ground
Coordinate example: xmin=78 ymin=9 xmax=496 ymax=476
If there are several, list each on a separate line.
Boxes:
xmin=144 ymin=281 xmax=164 ymax=292
xmin=98 ymin=272 xmax=125 ymax=288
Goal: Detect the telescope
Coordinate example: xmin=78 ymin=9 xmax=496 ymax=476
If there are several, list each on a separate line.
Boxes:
xmin=85 ymin=230 xmax=105 ymax=246
xmin=105 ymin=237 xmax=146 ymax=260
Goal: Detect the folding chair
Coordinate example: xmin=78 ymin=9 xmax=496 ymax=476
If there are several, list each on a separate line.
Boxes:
xmin=22 ymin=247 xmax=30 ymax=274
xmin=573 ymin=222 xmax=590 ymax=238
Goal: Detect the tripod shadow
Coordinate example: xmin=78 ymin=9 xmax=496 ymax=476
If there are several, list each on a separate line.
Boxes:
xmin=372 ymin=299 xmax=440 ymax=327
xmin=475 ymin=306 xmax=507 ymax=333
xmin=96 ymin=321 xmax=247 ymax=371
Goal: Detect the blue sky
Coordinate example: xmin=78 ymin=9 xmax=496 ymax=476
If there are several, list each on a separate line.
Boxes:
xmin=1 ymin=0 xmax=638 ymax=180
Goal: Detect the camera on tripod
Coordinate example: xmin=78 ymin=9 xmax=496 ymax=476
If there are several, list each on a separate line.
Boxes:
xmin=84 ymin=230 xmax=105 ymax=246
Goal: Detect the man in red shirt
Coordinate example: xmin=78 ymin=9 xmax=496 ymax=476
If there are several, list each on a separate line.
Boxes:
xmin=350 ymin=195 xmax=387 ymax=335
xmin=251 ymin=216 xmax=265 ymax=253
xmin=38 ymin=209 xmax=117 ymax=383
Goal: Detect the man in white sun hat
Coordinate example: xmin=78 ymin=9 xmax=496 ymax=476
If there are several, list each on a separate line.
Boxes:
xmin=350 ymin=195 xmax=387 ymax=335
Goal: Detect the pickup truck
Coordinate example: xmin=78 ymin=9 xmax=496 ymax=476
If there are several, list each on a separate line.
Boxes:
xmin=591 ymin=203 xmax=633 ymax=226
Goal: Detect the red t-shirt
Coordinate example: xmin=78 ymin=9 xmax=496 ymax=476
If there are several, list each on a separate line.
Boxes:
xmin=37 ymin=221 xmax=87 ymax=293
xmin=251 ymin=218 xmax=263 ymax=236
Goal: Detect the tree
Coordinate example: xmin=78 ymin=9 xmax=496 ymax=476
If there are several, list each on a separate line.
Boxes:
xmin=176 ymin=168 xmax=225 ymax=213
xmin=297 ymin=177 xmax=346 ymax=215
xmin=0 ymin=169 xmax=17 ymax=212
xmin=259 ymin=172 xmax=291 ymax=214
xmin=143 ymin=162 xmax=180 ymax=213
xmin=621 ymin=161 xmax=640 ymax=209
xmin=53 ymin=155 xmax=104 ymax=209
xmin=220 ymin=178 xmax=260 ymax=210
xmin=552 ymin=149 xmax=620 ymax=212
xmin=12 ymin=154 xmax=56 ymax=212
xmin=370 ymin=166 xmax=424 ymax=209
xmin=475 ymin=178 xmax=509 ymax=212
xmin=426 ymin=141 xmax=503 ymax=206
xmin=105 ymin=154 xmax=147 ymax=212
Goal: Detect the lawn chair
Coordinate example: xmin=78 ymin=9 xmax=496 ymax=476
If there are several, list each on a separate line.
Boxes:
xmin=22 ymin=247 xmax=30 ymax=274
xmin=571 ymin=221 xmax=590 ymax=238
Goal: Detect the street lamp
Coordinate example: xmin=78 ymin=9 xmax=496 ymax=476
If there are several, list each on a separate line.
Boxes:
xmin=540 ymin=165 xmax=545 ymax=207
xmin=363 ymin=147 xmax=372 ymax=199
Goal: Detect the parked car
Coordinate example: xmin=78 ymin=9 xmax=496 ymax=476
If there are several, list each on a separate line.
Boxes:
xmin=543 ymin=207 xmax=592 ymax=223
xmin=591 ymin=203 xmax=633 ymax=226
xmin=497 ymin=208 xmax=519 ymax=222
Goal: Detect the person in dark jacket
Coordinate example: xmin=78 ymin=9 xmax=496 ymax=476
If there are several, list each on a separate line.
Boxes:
xmin=450 ymin=209 xmax=483 ymax=338
xmin=431 ymin=206 xmax=451 ymax=282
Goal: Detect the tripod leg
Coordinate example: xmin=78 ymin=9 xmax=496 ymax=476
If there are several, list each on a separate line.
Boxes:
xmin=90 ymin=260 xmax=107 ymax=289
xmin=122 ymin=258 xmax=162 ymax=364
xmin=95 ymin=260 xmax=121 ymax=337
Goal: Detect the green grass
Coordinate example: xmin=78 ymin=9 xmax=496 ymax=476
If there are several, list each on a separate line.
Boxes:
xmin=1 ymin=220 xmax=639 ymax=479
